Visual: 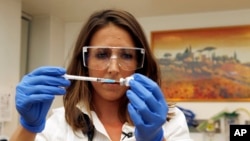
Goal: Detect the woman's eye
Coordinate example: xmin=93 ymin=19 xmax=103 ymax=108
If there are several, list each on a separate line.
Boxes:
xmin=95 ymin=50 xmax=110 ymax=59
xmin=121 ymin=53 xmax=134 ymax=60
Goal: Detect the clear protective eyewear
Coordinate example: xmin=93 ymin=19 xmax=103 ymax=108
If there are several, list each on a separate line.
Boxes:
xmin=82 ymin=46 xmax=145 ymax=71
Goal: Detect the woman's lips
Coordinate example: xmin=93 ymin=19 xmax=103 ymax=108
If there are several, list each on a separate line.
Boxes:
xmin=104 ymin=81 xmax=120 ymax=84
xmin=103 ymin=82 xmax=120 ymax=85
xmin=102 ymin=82 xmax=121 ymax=88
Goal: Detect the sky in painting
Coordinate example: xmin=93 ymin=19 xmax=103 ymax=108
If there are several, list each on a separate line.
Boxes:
xmin=151 ymin=25 xmax=250 ymax=63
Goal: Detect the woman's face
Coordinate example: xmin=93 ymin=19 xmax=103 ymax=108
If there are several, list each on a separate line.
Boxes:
xmin=88 ymin=24 xmax=136 ymax=102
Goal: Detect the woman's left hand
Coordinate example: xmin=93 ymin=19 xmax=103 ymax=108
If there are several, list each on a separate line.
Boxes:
xmin=126 ymin=73 xmax=168 ymax=141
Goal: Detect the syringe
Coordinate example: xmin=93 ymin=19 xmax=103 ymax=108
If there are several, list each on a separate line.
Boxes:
xmin=63 ymin=74 xmax=116 ymax=83
xmin=119 ymin=76 xmax=133 ymax=86
xmin=63 ymin=74 xmax=133 ymax=86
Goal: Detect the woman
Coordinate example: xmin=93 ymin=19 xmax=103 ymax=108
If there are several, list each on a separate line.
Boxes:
xmin=10 ymin=9 xmax=193 ymax=141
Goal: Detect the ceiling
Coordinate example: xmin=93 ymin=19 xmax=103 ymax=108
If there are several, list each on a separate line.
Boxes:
xmin=22 ymin=0 xmax=250 ymax=22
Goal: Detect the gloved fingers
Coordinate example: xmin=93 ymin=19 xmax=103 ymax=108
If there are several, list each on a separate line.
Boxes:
xmin=28 ymin=66 xmax=66 ymax=76
xmin=129 ymin=79 xmax=163 ymax=114
xmin=127 ymin=90 xmax=158 ymax=123
xmin=132 ymin=73 xmax=165 ymax=101
xmin=16 ymin=85 xmax=67 ymax=95
xmin=21 ymin=75 xmax=70 ymax=87
xmin=16 ymin=93 xmax=55 ymax=116
xmin=16 ymin=93 xmax=55 ymax=107
xmin=127 ymin=90 xmax=166 ymax=141
xmin=26 ymin=94 xmax=55 ymax=103
xmin=19 ymin=101 xmax=52 ymax=118
xmin=127 ymin=103 xmax=143 ymax=126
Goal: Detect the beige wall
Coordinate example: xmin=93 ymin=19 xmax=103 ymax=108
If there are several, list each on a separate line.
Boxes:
xmin=0 ymin=0 xmax=21 ymax=138
xmin=28 ymin=15 xmax=65 ymax=71
xmin=0 ymin=0 xmax=65 ymax=138
xmin=26 ymin=13 xmax=66 ymax=124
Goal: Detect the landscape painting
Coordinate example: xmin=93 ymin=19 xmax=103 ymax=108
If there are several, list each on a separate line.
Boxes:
xmin=151 ymin=25 xmax=250 ymax=101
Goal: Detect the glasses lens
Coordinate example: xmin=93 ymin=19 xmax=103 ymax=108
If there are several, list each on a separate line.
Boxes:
xmin=82 ymin=47 xmax=145 ymax=71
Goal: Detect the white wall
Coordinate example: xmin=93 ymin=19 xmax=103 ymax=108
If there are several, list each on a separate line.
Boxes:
xmin=28 ymin=15 xmax=65 ymax=70
xmin=64 ymin=22 xmax=82 ymax=67
xmin=0 ymin=0 xmax=21 ymax=138
xmin=28 ymin=15 xmax=50 ymax=70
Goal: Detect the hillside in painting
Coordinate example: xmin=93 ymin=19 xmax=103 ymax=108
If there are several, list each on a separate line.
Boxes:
xmin=158 ymin=47 xmax=250 ymax=101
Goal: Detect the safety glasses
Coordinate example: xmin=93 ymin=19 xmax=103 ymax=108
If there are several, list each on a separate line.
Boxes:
xmin=82 ymin=46 xmax=145 ymax=71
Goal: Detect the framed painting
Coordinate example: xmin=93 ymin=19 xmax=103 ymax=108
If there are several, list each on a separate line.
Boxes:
xmin=151 ymin=25 xmax=250 ymax=101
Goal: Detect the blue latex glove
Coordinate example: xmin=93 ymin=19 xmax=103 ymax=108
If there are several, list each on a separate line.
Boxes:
xmin=126 ymin=73 xmax=168 ymax=141
xmin=15 ymin=66 xmax=70 ymax=133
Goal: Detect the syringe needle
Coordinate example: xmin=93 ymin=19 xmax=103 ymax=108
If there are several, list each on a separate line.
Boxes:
xmin=63 ymin=74 xmax=116 ymax=83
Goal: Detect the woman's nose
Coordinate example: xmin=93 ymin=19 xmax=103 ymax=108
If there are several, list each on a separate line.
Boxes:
xmin=107 ymin=56 xmax=120 ymax=72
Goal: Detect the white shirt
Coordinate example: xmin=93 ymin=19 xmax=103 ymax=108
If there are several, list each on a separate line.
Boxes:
xmin=35 ymin=106 xmax=193 ymax=141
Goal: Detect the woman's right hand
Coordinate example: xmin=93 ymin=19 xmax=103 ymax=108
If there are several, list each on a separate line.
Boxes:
xmin=15 ymin=66 xmax=70 ymax=133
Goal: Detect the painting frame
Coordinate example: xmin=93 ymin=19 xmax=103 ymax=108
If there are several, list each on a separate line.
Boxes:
xmin=151 ymin=25 xmax=250 ymax=102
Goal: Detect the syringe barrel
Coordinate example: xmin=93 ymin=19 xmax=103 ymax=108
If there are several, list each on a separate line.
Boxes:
xmin=119 ymin=76 xmax=133 ymax=86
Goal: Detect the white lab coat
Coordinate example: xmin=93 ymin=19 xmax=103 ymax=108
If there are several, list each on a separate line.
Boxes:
xmin=35 ymin=106 xmax=193 ymax=141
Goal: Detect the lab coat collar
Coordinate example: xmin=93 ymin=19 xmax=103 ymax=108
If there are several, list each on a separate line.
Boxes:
xmin=76 ymin=104 xmax=135 ymax=140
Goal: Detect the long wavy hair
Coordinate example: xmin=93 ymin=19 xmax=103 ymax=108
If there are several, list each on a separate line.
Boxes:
xmin=63 ymin=9 xmax=166 ymax=135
